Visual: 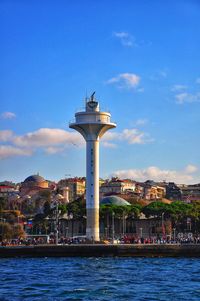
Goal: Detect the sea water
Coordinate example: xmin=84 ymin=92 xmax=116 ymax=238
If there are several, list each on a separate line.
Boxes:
xmin=0 ymin=257 xmax=200 ymax=300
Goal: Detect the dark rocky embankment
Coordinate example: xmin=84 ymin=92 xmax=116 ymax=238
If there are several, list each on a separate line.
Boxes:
xmin=0 ymin=244 xmax=200 ymax=258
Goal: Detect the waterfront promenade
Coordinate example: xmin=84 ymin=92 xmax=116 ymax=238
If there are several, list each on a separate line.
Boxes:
xmin=0 ymin=243 xmax=200 ymax=258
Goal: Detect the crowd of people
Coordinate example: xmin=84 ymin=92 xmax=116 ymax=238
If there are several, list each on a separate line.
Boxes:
xmin=1 ymin=234 xmax=200 ymax=246
xmin=120 ymin=234 xmax=200 ymax=244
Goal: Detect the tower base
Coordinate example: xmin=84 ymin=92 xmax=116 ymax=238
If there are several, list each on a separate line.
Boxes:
xmin=86 ymin=208 xmax=100 ymax=241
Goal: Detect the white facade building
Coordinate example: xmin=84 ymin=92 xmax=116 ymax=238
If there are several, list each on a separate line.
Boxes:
xmin=100 ymin=178 xmax=136 ymax=196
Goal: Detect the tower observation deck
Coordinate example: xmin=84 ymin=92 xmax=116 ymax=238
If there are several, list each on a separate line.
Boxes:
xmin=69 ymin=93 xmax=116 ymax=241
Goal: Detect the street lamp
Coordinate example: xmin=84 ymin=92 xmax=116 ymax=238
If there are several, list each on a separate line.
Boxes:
xmin=187 ymin=217 xmax=192 ymax=231
xmin=161 ymin=212 xmax=165 ymax=241
xmin=66 ymin=226 xmax=69 ymax=237
xmin=54 ymin=194 xmax=63 ymax=245
xmin=173 ymin=228 xmax=176 ymax=242
xmin=67 ymin=213 xmax=73 ymax=238
xmin=105 ymin=227 xmax=108 ymax=239
xmin=112 ymin=212 xmax=115 ymax=243
xmin=139 ymin=227 xmax=143 ymax=238
xmin=122 ymin=211 xmax=127 ymax=237
xmin=55 ymin=201 xmax=59 ymax=245
xmin=44 ymin=216 xmax=49 ymax=235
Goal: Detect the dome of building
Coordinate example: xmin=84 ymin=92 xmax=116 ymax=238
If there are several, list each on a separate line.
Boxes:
xmin=100 ymin=195 xmax=131 ymax=206
xmin=22 ymin=174 xmax=48 ymax=190
xmin=24 ymin=175 xmax=45 ymax=183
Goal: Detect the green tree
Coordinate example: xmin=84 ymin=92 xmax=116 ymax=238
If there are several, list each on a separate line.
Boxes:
xmin=13 ymin=223 xmax=26 ymax=238
xmin=142 ymin=201 xmax=195 ymax=232
xmin=33 ymin=213 xmax=49 ymax=235
xmin=128 ymin=204 xmax=142 ymax=219
xmin=99 ymin=204 xmax=141 ymax=237
xmin=168 ymin=201 xmax=192 ymax=219
xmin=66 ymin=197 xmax=86 ymax=220
xmin=58 ymin=204 xmax=67 ymax=215
xmin=186 ymin=202 xmax=200 ymax=233
xmin=0 ymin=222 xmax=12 ymax=241
xmin=142 ymin=202 xmax=170 ymax=218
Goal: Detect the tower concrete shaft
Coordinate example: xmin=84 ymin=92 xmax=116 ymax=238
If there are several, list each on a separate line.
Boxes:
xmin=69 ymin=95 xmax=116 ymax=241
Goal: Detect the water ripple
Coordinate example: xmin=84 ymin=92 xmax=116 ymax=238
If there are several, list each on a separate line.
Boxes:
xmin=0 ymin=258 xmax=200 ymax=300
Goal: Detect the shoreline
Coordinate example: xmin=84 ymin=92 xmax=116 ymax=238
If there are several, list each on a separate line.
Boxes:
xmin=0 ymin=244 xmax=200 ymax=258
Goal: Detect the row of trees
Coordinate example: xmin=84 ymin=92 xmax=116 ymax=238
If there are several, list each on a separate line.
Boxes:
xmin=1 ymin=196 xmax=200 ymax=239
xmin=33 ymin=199 xmax=200 ymax=234
xmin=63 ymin=199 xmax=200 ymax=223
xmin=99 ymin=201 xmax=199 ymax=234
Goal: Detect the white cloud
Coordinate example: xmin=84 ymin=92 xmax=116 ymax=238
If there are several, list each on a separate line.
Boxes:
xmin=13 ymin=128 xmax=84 ymax=148
xmin=0 ymin=126 xmax=153 ymax=159
xmin=102 ymin=141 xmax=117 ymax=148
xmin=122 ymin=129 xmax=147 ymax=144
xmin=171 ymin=85 xmax=187 ymax=92
xmin=0 ymin=128 xmax=85 ymax=158
xmin=44 ymin=146 xmax=66 ymax=154
xmin=0 ymin=145 xmax=33 ymax=159
xmin=113 ymin=31 xmax=136 ymax=47
xmin=150 ymin=69 xmax=168 ymax=81
xmin=103 ymin=128 xmax=153 ymax=145
xmin=107 ymin=73 xmax=140 ymax=89
xmin=102 ymin=131 xmax=119 ymax=141
xmin=184 ymin=164 xmax=198 ymax=174
xmin=135 ymin=119 xmax=148 ymax=126
xmin=175 ymin=92 xmax=200 ymax=104
xmin=0 ymin=130 xmax=13 ymax=142
xmin=1 ymin=112 xmax=16 ymax=119
xmin=196 ymin=78 xmax=200 ymax=84
xmin=112 ymin=165 xmax=199 ymax=184
xmin=171 ymin=83 xmax=200 ymax=104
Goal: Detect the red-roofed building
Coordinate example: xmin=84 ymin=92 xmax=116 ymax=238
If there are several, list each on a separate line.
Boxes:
xmin=100 ymin=177 xmax=136 ymax=197
xmin=58 ymin=177 xmax=85 ymax=202
xmin=0 ymin=185 xmax=16 ymax=198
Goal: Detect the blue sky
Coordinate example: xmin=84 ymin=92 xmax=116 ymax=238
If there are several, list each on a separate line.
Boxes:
xmin=0 ymin=0 xmax=200 ymax=184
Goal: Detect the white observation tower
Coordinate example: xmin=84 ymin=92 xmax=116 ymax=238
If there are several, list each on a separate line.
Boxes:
xmin=69 ymin=92 xmax=116 ymax=241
